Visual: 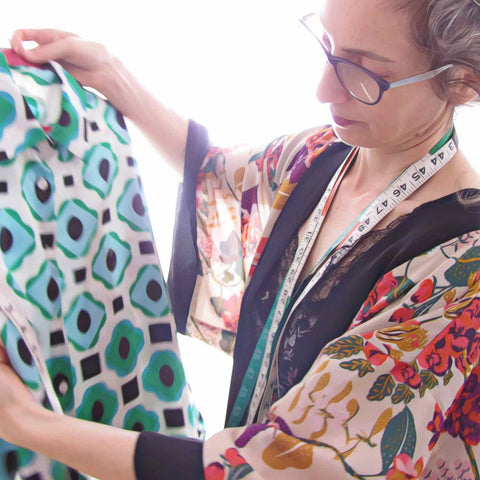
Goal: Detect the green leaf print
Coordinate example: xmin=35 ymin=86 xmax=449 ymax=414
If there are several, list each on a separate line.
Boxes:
xmin=367 ymin=374 xmax=395 ymax=401
xmin=419 ymin=370 xmax=438 ymax=397
xmin=445 ymin=247 xmax=480 ymax=286
xmin=379 ymin=407 xmax=416 ymax=475
xmin=323 ymin=336 xmax=364 ymax=359
xmin=228 ymin=464 xmax=254 ymax=480
xmin=444 ymin=369 xmax=453 ymax=386
xmin=339 ymin=359 xmax=374 ymax=377
xmin=392 ymin=384 xmax=414 ymax=404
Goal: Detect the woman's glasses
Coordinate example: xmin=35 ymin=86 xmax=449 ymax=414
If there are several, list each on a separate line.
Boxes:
xmin=299 ymin=13 xmax=453 ymax=105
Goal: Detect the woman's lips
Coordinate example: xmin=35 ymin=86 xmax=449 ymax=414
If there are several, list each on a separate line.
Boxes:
xmin=332 ymin=115 xmax=358 ymax=127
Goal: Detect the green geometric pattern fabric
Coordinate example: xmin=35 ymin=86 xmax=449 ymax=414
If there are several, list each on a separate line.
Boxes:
xmin=0 ymin=49 xmax=203 ymax=480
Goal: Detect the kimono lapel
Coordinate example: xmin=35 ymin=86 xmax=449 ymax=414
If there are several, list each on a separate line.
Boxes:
xmin=227 ymin=142 xmax=351 ymax=421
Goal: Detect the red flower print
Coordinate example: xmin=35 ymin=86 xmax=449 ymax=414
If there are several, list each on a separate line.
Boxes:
xmin=363 ymin=341 xmax=388 ymax=366
xmin=356 ymin=273 xmax=400 ymax=324
xmin=386 ymin=453 xmax=423 ymax=479
xmin=224 ymin=448 xmax=247 ymax=468
xmin=410 ymin=279 xmax=434 ymax=304
xmin=377 ymin=272 xmax=399 ymax=297
xmin=221 ymin=295 xmax=241 ymax=331
xmin=417 ymin=336 xmax=452 ymax=376
xmin=389 ymin=307 xmax=415 ymax=324
xmin=205 ymin=462 xmax=225 ymax=480
xmin=391 ymin=362 xmax=422 ymax=389
xmin=444 ymin=366 xmax=480 ymax=445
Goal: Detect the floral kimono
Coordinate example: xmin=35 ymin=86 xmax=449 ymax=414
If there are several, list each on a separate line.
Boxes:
xmin=148 ymin=120 xmax=480 ymax=480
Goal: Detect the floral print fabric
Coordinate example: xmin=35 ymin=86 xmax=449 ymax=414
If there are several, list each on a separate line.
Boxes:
xmin=184 ymin=122 xmax=480 ymax=477
xmin=189 ymin=126 xmax=338 ymax=352
xmin=204 ymin=231 xmax=480 ymax=479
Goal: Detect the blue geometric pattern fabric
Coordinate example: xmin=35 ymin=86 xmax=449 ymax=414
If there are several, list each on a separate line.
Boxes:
xmin=0 ymin=50 xmax=203 ymax=480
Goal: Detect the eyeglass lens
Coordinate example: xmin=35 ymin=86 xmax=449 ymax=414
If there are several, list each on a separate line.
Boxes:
xmin=336 ymin=63 xmax=381 ymax=104
xmin=302 ymin=14 xmax=382 ymax=104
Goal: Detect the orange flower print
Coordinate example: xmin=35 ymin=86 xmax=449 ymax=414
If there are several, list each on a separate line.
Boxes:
xmin=224 ymin=448 xmax=247 ymax=468
xmin=389 ymin=307 xmax=415 ymax=324
xmin=363 ymin=341 xmax=388 ymax=366
xmin=386 ymin=453 xmax=423 ymax=480
xmin=410 ymin=279 xmax=434 ymax=303
xmin=204 ymin=462 xmax=225 ymax=480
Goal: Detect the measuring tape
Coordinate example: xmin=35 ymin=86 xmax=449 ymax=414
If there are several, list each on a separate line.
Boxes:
xmin=227 ymin=129 xmax=458 ymax=426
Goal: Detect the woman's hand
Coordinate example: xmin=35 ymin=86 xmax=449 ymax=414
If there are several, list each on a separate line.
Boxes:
xmin=0 ymin=346 xmax=37 ymax=444
xmin=10 ymin=29 xmax=113 ymax=94
xmin=10 ymin=28 xmax=188 ymax=172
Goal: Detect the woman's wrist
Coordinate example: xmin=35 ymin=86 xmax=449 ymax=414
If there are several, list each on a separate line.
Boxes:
xmin=9 ymin=403 xmax=139 ymax=480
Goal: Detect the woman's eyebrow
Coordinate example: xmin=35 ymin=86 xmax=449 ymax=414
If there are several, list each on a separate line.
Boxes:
xmin=341 ymin=47 xmax=395 ymax=63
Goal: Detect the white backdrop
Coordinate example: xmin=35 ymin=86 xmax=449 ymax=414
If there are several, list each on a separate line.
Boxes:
xmin=2 ymin=0 xmax=479 ymax=437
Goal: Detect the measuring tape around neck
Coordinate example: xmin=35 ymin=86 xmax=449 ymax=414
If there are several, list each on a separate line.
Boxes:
xmin=228 ymin=129 xmax=458 ymax=426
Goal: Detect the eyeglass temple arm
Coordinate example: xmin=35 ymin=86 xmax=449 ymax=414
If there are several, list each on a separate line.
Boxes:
xmin=389 ymin=64 xmax=454 ymax=89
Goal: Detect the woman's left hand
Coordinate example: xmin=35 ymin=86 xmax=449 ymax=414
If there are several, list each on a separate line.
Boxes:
xmin=0 ymin=346 xmax=36 ymax=443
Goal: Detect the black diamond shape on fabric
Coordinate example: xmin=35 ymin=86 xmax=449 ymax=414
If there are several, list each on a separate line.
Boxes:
xmin=102 ymin=209 xmax=111 ymax=224
xmin=80 ymin=354 xmax=101 ymax=381
xmin=74 ymin=268 xmax=87 ymax=283
xmin=25 ymin=473 xmax=43 ymax=480
xmin=41 ymin=234 xmax=55 ymax=249
xmin=0 ymin=181 xmax=7 ymax=193
xmin=0 ymin=151 xmax=8 ymax=162
xmin=127 ymin=156 xmax=135 ymax=167
xmin=6 ymin=450 xmax=18 ymax=475
xmin=113 ymin=296 xmax=124 ymax=314
xmin=149 ymin=323 xmax=173 ymax=343
xmin=139 ymin=241 xmax=154 ymax=255
xmin=121 ymin=377 xmax=139 ymax=404
xmin=63 ymin=175 xmax=74 ymax=186
xmin=50 ymin=330 xmax=65 ymax=346
xmin=68 ymin=468 xmax=80 ymax=480
xmin=90 ymin=121 xmax=99 ymax=131
xmin=164 ymin=408 xmax=185 ymax=428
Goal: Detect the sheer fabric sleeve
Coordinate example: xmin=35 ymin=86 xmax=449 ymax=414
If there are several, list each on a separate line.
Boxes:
xmin=202 ymin=231 xmax=480 ymax=479
xmin=168 ymin=121 xmax=337 ymax=353
xmin=134 ymin=432 xmax=204 ymax=480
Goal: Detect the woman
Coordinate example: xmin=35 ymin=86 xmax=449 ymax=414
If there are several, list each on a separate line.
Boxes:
xmin=2 ymin=0 xmax=480 ymax=478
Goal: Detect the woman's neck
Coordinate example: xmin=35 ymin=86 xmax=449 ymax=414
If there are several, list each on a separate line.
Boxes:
xmin=347 ymin=120 xmax=454 ymax=195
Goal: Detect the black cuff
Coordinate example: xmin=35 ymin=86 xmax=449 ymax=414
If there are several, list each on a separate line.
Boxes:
xmin=134 ymin=431 xmax=204 ymax=479
xmin=167 ymin=120 xmax=210 ymax=333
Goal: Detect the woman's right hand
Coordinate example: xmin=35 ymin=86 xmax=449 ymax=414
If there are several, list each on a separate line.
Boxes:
xmin=0 ymin=346 xmax=38 ymax=445
xmin=11 ymin=29 xmax=113 ymax=92
xmin=11 ymin=28 xmax=188 ymax=170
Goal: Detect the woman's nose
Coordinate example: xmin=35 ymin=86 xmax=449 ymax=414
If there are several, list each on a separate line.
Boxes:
xmin=316 ymin=63 xmax=350 ymax=104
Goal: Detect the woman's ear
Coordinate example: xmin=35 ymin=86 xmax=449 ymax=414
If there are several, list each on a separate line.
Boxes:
xmin=448 ymin=66 xmax=480 ymax=105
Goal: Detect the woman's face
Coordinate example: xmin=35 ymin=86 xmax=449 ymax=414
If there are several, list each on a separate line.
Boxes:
xmin=316 ymin=0 xmax=453 ymax=151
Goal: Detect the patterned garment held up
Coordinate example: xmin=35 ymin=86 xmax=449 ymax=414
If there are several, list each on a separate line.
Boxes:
xmin=0 ymin=50 xmax=203 ymax=480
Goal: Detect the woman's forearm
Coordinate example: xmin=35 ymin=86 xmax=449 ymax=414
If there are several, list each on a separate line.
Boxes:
xmin=9 ymin=402 xmax=139 ymax=480
xmin=10 ymin=30 xmax=189 ymax=175
xmin=101 ymin=57 xmax=188 ymax=175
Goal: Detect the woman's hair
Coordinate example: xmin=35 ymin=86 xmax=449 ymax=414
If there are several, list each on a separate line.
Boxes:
xmin=395 ymin=0 xmax=480 ymax=104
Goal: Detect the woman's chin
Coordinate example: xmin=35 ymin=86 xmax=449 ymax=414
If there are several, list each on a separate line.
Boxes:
xmin=331 ymin=122 xmax=370 ymax=147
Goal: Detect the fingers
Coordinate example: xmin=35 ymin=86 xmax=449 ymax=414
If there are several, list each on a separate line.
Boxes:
xmin=11 ymin=28 xmax=75 ymax=48
xmin=10 ymin=28 xmax=77 ymax=64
